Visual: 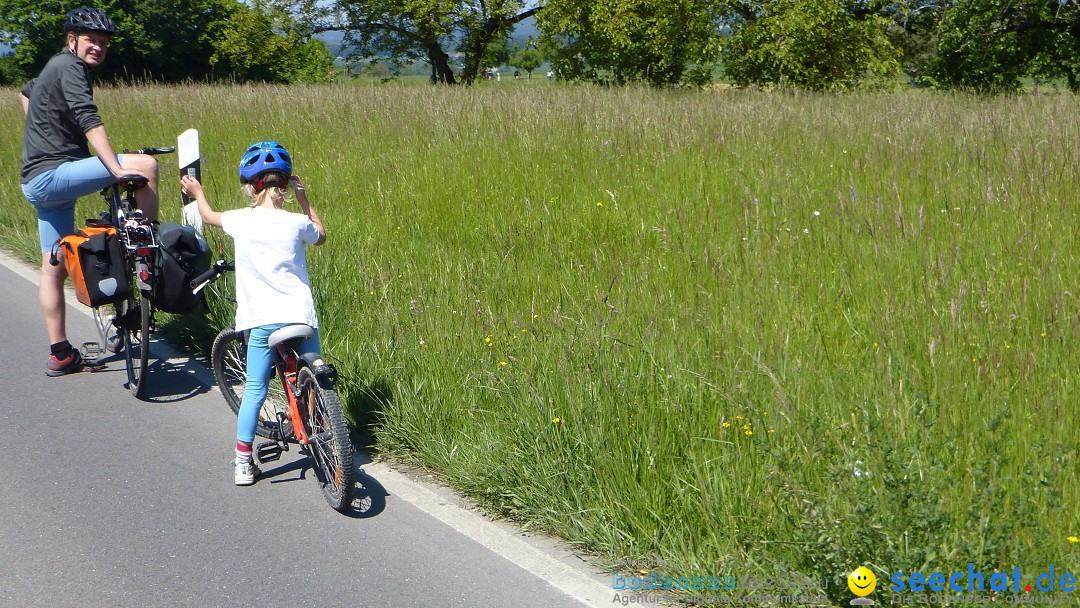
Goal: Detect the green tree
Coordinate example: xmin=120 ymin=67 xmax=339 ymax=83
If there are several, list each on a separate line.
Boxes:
xmin=0 ymin=53 xmax=25 ymax=86
xmin=536 ymin=0 xmax=724 ymax=86
xmin=277 ymin=0 xmax=541 ymax=84
xmin=0 ymin=0 xmax=234 ymax=82
xmin=721 ymin=0 xmax=902 ymax=91
xmin=510 ymin=43 xmax=543 ymax=78
xmin=920 ymin=0 xmax=1080 ymax=93
xmin=0 ymin=0 xmax=331 ymax=83
xmin=480 ymin=35 xmax=513 ymax=71
xmin=212 ymin=2 xmax=333 ymax=83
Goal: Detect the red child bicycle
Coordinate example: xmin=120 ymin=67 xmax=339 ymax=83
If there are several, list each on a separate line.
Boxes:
xmin=193 ymin=260 xmax=355 ymax=512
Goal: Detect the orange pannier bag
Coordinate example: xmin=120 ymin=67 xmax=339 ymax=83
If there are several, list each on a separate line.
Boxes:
xmin=55 ymin=226 xmax=131 ymax=307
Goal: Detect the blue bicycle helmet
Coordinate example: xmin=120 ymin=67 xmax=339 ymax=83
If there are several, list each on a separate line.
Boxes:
xmin=238 ymin=141 xmax=292 ymax=185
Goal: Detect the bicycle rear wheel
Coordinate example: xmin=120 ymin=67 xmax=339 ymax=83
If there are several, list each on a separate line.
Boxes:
xmin=211 ymin=327 xmax=292 ymax=439
xmin=93 ymin=303 xmax=123 ymax=354
xmin=122 ymin=289 xmax=151 ymax=398
xmin=297 ymin=365 xmax=354 ymax=512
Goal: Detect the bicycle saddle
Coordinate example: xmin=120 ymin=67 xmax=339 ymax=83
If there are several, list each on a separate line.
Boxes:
xmin=117 ymin=174 xmax=150 ymax=189
xmin=267 ymin=324 xmax=315 ymax=349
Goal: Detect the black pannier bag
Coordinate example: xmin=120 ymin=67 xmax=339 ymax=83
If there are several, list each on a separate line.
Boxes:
xmin=153 ymin=222 xmax=211 ymax=314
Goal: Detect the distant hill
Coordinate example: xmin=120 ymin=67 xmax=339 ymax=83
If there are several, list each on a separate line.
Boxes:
xmin=510 ymin=16 xmax=539 ymax=47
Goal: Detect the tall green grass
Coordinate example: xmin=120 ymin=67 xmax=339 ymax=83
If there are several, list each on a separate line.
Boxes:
xmin=2 ymin=82 xmax=1077 ymax=604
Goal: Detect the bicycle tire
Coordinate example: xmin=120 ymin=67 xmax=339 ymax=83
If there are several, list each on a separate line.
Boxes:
xmin=123 ymin=288 xmax=151 ymax=398
xmin=210 ymin=327 xmax=292 ymax=439
xmin=93 ymin=303 xmax=123 ymax=354
xmin=297 ymin=365 xmax=355 ymax=512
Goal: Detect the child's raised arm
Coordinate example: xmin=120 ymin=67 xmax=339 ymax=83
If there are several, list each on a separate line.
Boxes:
xmin=180 ymin=175 xmax=223 ymax=228
xmin=290 ymin=175 xmax=326 ymax=246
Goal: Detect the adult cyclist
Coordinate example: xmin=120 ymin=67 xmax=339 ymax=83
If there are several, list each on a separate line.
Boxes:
xmin=20 ymin=7 xmax=161 ymax=376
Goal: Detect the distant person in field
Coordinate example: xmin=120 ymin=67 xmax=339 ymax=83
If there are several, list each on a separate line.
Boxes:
xmin=180 ymin=141 xmax=327 ymax=487
xmin=20 ymin=7 xmax=161 ymax=377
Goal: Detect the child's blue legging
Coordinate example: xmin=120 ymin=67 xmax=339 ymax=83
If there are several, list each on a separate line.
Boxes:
xmin=237 ymin=323 xmax=321 ymax=444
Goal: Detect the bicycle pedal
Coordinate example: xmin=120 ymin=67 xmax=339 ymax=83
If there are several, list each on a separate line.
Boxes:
xmin=256 ymin=441 xmax=283 ymax=463
xmin=80 ymin=341 xmax=105 ymax=365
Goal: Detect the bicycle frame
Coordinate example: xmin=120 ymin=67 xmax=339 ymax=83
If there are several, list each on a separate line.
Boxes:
xmin=106 ymin=180 xmax=158 ymax=290
xmin=272 ymin=343 xmax=313 ymax=447
xmin=91 ymin=144 xmax=173 ymax=398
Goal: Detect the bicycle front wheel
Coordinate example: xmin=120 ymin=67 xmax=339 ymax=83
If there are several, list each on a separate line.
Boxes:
xmin=297 ymin=365 xmax=355 ymax=512
xmin=210 ymin=327 xmax=292 ymax=440
xmin=122 ymin=289 xmax=151 ymax=398
xmin=93 ymin=304 xmax=122 ymax=354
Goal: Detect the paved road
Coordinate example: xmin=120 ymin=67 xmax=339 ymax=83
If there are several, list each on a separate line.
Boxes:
xmin=0 ymin=257 xmax=613 ymax=608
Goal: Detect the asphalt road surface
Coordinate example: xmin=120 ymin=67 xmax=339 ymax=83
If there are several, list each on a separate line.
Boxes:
xmin=0 ymin=255 xmax=619 ymax=608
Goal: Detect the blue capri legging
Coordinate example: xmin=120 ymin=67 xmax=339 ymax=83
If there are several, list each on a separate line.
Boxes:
xmin=238 ymin=323 xmax=322 ymax=444
xmin=22 ymin=155 xmax=124 ymax=252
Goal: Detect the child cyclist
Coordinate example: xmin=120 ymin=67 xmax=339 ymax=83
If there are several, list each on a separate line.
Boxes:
xmin=180 ymin=141 xmax=326 ymax=485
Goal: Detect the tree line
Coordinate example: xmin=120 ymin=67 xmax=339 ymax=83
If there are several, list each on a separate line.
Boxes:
xmin=2 ymin=0 xmax=1077 ymax=93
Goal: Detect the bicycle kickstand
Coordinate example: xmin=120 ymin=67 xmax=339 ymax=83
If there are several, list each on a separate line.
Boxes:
xmin=256 ymin=411 xmax=291 ymax=464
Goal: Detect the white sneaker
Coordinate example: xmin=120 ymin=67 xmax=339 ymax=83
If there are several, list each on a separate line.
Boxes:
xmin=234 ymin=459 xmax=260 ymax=486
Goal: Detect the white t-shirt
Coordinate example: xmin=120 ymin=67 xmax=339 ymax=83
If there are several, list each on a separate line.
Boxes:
xmin=221 ymin=207 xmax=321 ymax=331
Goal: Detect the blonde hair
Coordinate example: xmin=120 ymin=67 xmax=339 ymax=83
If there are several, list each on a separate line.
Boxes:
xmin=242 ymin=180 xmax=291 ymax=208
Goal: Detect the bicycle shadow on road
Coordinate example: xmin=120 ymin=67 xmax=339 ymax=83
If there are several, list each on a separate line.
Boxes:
xmin=255 ymin=446 xmax=388 ymax=519
xmin=89 ymin=340 xmax=212 ymax=403
xmin=348 ymin=448 xmax=388 ymax=519
xmin=137 ymin=355 xmax=214 ymax=403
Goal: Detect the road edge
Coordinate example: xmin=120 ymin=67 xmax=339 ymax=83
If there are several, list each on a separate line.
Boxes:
xmin=0 ymin=247 xmax=647 ymax=608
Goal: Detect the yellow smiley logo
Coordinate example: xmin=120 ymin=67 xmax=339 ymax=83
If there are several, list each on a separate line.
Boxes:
xmin=848 ymin=566 xmax=877 ymax=597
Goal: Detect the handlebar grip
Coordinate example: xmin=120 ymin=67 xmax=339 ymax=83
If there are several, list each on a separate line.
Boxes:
xmin=190 ymin=259 xmax=233 ymax=289
xmin=190 ymin=268 xmax=219 ymax=289
xmin=136 ymin=146 xmax=176 ymax=155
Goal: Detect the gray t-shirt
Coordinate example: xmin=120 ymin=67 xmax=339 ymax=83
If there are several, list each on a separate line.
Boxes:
xmin=21 ymin=51 xmax=104 ymax=183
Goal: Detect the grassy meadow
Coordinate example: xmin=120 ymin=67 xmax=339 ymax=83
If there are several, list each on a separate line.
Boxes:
xmin=2 ymin=81 xmax=1078 ymax=604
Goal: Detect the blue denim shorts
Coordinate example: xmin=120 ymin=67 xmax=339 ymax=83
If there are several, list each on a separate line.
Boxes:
xmin=22 ymin=155 xmax=124 ymax=252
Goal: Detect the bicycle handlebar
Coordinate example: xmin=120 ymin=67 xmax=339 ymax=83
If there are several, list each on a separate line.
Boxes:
xmin=191 ymin=259 xmax=234 ymax=295
xmin=130 ymin=146 xmax=175 ymax=156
